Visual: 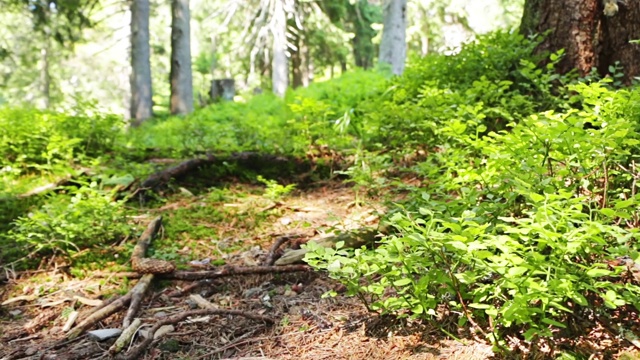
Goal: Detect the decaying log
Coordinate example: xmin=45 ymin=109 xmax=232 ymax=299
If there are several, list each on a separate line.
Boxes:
xmin=275 ymin=227 xmax=381 ymax=265
xmin=138 ymin=152 xmax=317 ymax=193
xmin=161 ymin=264 xmax=311 ymax=280
xmin=140 ymin=155 xmax=216 ymax=190
xmin=119 ymin=308 xmax=274 ymax=360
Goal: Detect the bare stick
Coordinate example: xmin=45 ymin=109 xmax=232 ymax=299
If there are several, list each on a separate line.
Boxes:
xmin=166 ymin=279 xmax=216 ymax=297
xmin=161 ymin=264 xmax=311 ymax=281
xmin=263 ymin=235 xmax=295 ymax=266
xmin=120 ymin=309 xmax=274 ymax=360
xmin=109 ymin=318 xmax=142 ymax=355
xmin=123 ymin=274 xmax=154 ymax=328
xmin=66 ymin=292 xmax=133 ymax=339
xmin=131 ymin=216 xmax=175 ymax=274
xmin=131 ymin=216 xmax=163 ymax=265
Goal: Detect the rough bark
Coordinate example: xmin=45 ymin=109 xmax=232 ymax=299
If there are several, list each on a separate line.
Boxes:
xmin=130 ymin=0 xmax=153 ymax=125
xmin=272 ymin=0 xmax=288 ymax=97
xmin=520 ymin=0 xmax=640 ymax=82
xmin=379 ymin=0 xmax=407 ymax=75
xmin=170 ymin=0 xmax=194 ymax=115
xmin=291 ymin=28 xmax=303 ymax=89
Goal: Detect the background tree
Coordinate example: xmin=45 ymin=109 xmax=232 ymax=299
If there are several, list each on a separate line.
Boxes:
xmin=130 ymin=0 xmax=153 ymax=124
xmin=319 ymin=0 xmax=382 ymax=70
xmin=170 ymin=0 xmax=194 ymax=114
xmin=271 ymin=0 xmax=289 ymax=97
xmin=520 ymin=0 xmax=640 ymax=82
xmin=379 ymin=0 xmax=407 ymax=75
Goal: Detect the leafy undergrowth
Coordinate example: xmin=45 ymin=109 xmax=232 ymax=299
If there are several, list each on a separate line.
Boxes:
xmin=1 ymin=183 xmax=478 ymax=360
xmin=3 ymin=30 xmax=640 ymax=359
xmin=0 ymin=182 xmax=639 ymax=359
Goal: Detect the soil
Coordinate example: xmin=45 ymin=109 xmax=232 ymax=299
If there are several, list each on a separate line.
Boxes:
xmin=0 ymin=183 xmax=638 ymax=360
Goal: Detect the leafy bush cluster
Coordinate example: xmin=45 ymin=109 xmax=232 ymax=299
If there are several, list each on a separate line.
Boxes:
xmin=123 ymin=69 xmax=388 ymax=157
xmin=305 ymin=32 xmax=640 ymax=347
xmin=8 ymin=183 xmax=132 ymax=260
xmin=0 ymin=106 xmax=124 ymax=174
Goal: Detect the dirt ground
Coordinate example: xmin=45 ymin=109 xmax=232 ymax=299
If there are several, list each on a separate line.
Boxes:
xmin=1 ymin=184 xmax=638 ymax=359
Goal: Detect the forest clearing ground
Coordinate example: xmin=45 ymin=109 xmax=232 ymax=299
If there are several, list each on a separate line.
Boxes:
xmin=0 ymin=181 xmax=492 ymax=360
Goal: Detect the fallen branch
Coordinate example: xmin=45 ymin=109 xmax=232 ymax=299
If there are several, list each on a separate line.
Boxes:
xmin=131 ymin=216 xmax=175 ymax=274
xmin=65 ymin=293 xmax=133 ymax=339
xmin=166 ymin=279 xmax=218 ymax=297
xmin=109 ymin=318 xmax=142 ymax=356
xmin=65 ymin=215 xmax=167 ymax=340
xmin=16 ymin=170 xmax=88 ymax=199
xmin=92 ymin=264 xmax=312 ymax=281
xmin=123 ymin=274 xmax=154 ymax=328
xmin=264 ymin=235 xmax=300 ymax=266
xmin=119 ymin=308 xmax=274 ymax=360
xmin=137 ymin=152 xmax=317 ymax=194
xmin=275 ymin=227 xmax=381 ymax=265
xmin=160 ymin=264 xmax=311 ymax=280
xmin=140 ymin=155 xmax=216 ymax=190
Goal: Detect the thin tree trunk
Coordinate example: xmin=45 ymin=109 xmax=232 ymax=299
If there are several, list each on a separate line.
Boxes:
xmin=291 ymin=28 xmax=303 ymax=89
xmin=379 ymin=0 xmax=407 ymax=75
xmin=301 ymin=41 xmax=310 ymax=87
xmin=272 ymin=0 xmax=288 ymax=97
xmin=170 ymin=0 xmax=194 ymax=115
xmin=130 ymin=0 xmax=153 ymax=125
xmin=40 ymin=40 xmax=51 ymax=109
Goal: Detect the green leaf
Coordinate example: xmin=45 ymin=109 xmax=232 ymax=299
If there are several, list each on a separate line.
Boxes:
xmin=507 ymin=266 xmax=529 ymax=277
xmin=529 ymin=193 xmax=545 ymax=203
xmin=586 ymin=268 xmax=612 ymax=277
xmin=393 ymin=278 xmax=412 ymax=286
xmin=327 ymin=259 xmax=341 ymax=272
xmin=599 ymin=208 xmax=616 ymax=217
xmin=468 ymin=303 xmax=490 ymax=309
xmin=541 ymin=318 xmax=567 ymax=328
xmin=614 ymin=199 xmax=634 ymax=209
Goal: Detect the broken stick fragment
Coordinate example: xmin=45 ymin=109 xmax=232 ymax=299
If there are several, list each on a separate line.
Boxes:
xmin=275 ymin=227 xmax=380 ymax=265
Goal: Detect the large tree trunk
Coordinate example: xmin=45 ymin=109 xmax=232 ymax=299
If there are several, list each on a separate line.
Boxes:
xmin=170 ymin=0 xmax=194 ymax=115
xmin=130 ymin=0 xmax=153 ymax=126
xmin=520 ymin=0 xmax=640 ymax=82
xmin=272 ymin=0 xmax=288 ymax=97
xmin=379 ymin=0 xmax=407 ymax=75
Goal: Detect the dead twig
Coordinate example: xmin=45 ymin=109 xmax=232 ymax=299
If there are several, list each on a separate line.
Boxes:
xmin=65 ymin=292 xmax=133 ymax=339
xmin=264 ymin=235 xmax=298 ymax=266
xmin=123 ymin=274 xmax=154 ymax=328
xmin=119 ymin=308 xmax=274 ymax=360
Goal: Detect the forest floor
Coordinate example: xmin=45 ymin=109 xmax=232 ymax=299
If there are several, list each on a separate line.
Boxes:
xmin=1 ymin=178 xmax=639 ymax=359
xmin=0 ymin=180 xmax=494 ymax=360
